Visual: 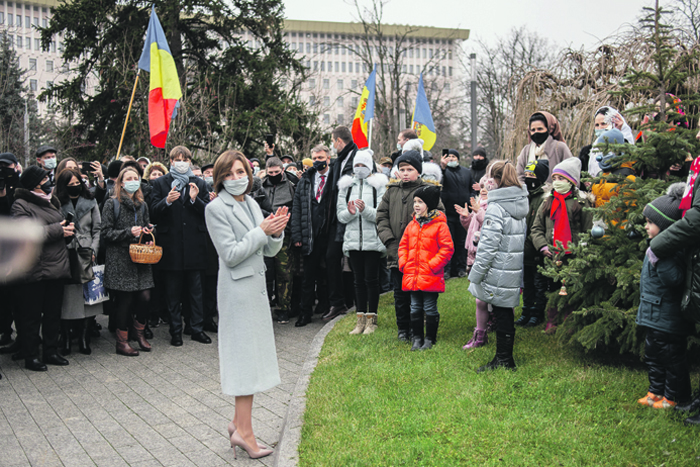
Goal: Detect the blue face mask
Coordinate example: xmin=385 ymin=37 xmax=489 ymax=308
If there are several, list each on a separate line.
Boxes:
xmin=123 ymin=180 xmax=141 ymax=194
xmin=594 ymin=128 xmax=606 ymax=138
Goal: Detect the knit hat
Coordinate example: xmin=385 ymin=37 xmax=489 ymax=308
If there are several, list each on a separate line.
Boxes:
xmin=107 ymin=160 xmax=123 ymax=179
xmin=643 ymin=182 xmax=686 ymax=232
xmin=302 ymin=158 xmax=313 ymax=168
xmin=20 ymin=165 xmax=49 ymax=190
xmin=472 ymin=148 xmax=487 ymax=159
xmin=422 ymin=150 xmax=432 ymax=162
xmin=402 ymin=138 xmax=424 ymax=156
xmin=281 ymin=154 xmax=294 ymax=163
xmin=552 ymin=158 xmax=581 ymax=186
xmin=35 ymin=145 xmax=57 ymax=158
xmin=395 ymin=150 xmax=423 ymax=174
xmin=525 ymin=159 xmax=550 ymax=185
xmin=447 ymin=149 xmax=460 ymax=159
xmin=595 ymin=128 xmax=625 ymax=171
xmin=353 ymin=149 xmax=374 ymax=170
xmin=414 ymin=185 xmax=441 ymax=211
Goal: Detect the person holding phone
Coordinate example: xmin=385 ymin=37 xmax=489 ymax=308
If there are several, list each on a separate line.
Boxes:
xmin=149 ymin=146 xmax=212 ymax=346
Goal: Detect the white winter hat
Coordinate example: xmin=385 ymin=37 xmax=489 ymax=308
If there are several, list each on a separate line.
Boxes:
xmin=353 ymin=149 xmax=374 ymax=170
xmin=402 ymin=138 xmax=424 ymax=156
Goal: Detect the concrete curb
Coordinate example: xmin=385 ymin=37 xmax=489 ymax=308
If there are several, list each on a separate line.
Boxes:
xmin=273 ymin=314 xmax=344 ymax=467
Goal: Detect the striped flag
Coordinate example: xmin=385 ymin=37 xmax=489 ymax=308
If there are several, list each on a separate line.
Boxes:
xmin=411 ymin=74 xmax=436 ymax=151
xmin=351 ymin=66 xmax=376 ymax=149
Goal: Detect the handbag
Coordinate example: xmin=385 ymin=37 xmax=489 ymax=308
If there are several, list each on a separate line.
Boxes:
xmin=129 ymin=232 xmax=163 ymax=264
xmin=68 ymin=239 xmax=95 ymax=284
xmin=83 ymin=264 xmax=108 ymax=305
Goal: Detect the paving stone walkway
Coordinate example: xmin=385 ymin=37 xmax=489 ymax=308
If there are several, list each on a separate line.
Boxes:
xmin=0 ymin=314 xmax=328 ymax=467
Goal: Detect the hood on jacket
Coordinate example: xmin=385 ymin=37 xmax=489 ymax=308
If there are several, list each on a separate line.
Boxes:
xmin=337 ymin=173 xmax=389 ymax=192
xmin=421 ymin=162 xmax=443 ymax=183
xmin=486 ymin=185 xmax=528 ymax=221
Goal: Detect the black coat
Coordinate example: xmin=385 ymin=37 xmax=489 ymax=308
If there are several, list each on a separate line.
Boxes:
xmin=149 ymin=173 xmax=210 ymax=271
xmin=441 ymin=165 xmax=477 ymax=219
xmin=328 ymin=142 xmax=357 ymax=240
xmin=291 ymin=167 xmax=331 ymax=256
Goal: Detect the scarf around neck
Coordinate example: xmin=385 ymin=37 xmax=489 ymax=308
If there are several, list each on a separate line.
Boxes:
xmin=550 ymin=190 xmax=573 ymax=254
xmin=171 ymin=167 xmax=195 ymax=191
xmin=528 ymin=141 xmax=548 ymax=162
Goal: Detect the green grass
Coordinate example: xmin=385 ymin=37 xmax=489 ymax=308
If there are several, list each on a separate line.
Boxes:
xmin=299 ymin=277 xmax=700 ymax=466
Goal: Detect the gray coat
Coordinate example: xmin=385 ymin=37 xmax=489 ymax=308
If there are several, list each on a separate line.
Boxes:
xmin=61 ymin=196 xmax=102 ymax=319
xmin=468 ymin=185 xmax=528 ymax=307
xmin=205 ymin=191 xmax=283 ymax=396
xmin=336 ymin=173 xmax=388 ymax=256
xmin=101 ymin=196 xmax=154 ymax=292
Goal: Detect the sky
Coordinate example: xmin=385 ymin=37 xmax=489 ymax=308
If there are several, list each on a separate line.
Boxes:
xmin=282 ymin=0 xmax=655 ymax=51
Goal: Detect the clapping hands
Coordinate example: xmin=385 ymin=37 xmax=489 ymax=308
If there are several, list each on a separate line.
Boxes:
xmin=260 ymin=207 xmax=290 ymax=237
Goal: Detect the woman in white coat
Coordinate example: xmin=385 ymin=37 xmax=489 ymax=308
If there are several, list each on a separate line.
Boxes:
xmin=205 ymin=150 xmax=289 ymax=460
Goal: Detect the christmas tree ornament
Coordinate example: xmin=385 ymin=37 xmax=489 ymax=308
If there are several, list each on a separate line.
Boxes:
xmin=559 ymin=279 xmax=568 ymax=296
xmin=555 ymin=260 xmax=563 ymax=267
xmin=591 ymin=225 xmax=605 ymax=238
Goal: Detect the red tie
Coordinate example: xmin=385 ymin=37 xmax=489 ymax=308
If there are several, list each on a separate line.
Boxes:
xmin=316 ymin=175 xmax=326 ymax=201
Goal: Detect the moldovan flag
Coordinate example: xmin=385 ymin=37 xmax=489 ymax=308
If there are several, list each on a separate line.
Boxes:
xmin=138 ymin=6 xmax=182 ymax=148
xmin=351 ymin=66 xmax=376 ymax=149
xmin=411 ymin=74 xmax=436 ymax=151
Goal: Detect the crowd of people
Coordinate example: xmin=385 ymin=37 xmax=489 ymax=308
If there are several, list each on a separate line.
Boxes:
xmin=2 ymin=106 xmax=700 ymax=458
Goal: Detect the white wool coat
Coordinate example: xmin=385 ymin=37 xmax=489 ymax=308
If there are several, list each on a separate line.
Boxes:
xmin=205 ymin=191 xmax=283 ymax=396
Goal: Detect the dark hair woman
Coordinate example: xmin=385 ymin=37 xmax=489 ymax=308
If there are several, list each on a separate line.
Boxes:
xmin=101 ymin=167 xmax=154 ymax=356
xmin=205 ymin=150 xmax=290 ymax=459
xmin=54 ymin=169 xmax=101 ymax=356
xmin=515 ymin=111 xmax=574 ymax=184
xmin=11 ymin=165 xmax=75 ymax=371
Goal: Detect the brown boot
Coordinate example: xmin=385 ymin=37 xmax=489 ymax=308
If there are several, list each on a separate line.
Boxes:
xmin=131 ymin=319 xmax=152 ymax=352
xmin=349 ymin=314 xmax=366 ymax=335
xmin=363 ymin=313 xmax=378 ymax=335
xmin=116 ymin=330 xmax=139 ymax=356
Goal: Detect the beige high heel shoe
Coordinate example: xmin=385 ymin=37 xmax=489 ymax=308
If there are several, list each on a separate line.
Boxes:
xmin=227 ymin=421 xmax=267 ymax=449
xmin=230 ymin=430 xmax=273 ymax=459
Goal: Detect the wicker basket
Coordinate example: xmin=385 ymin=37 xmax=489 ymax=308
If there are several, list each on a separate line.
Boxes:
xmin=129 ymin=232 xmax=163 ymax=264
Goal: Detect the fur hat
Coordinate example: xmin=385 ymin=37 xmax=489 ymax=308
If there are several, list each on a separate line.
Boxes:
xmin=395 ymin=150 xmax=423 ymax=175
xmin=353 ymin=149 xmax=374 ymax=170
xmin=421 ymin=161 xmax=443 ymax=183
xmin=20 ymin=165 xmax=49 ymax=190
xmin=402 ymin=138 xmax=424 ymax=157
xmin=643 ymin=182 xmax=686 ymax=232
xmin=414 ymin=184 xmax=441 ymax=211
xmin=107 ymin=160 xmax=123 ymax=179
xmin=552 ymin=158 xmax=582 ymax=186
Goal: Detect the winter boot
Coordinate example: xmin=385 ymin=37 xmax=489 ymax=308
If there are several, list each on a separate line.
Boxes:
xmin=60 ymin=320 xmax=72 ymax=356
xmin=463 ymin=328 xmax=488 ymax=350
xmin=421 ymin=315 xmax=439 ymax=350
xmin=144 ymin=323 xmax=154 ymax=340
xmin=410 ymin=316 xmax=424 ymax=351
xmin=675 ymin=393 xmax=700 ymax=413
xmin=363 ymin=313 xmax=378 ymax=335
xmin=131 ymin=319 xmax=152 ymax=352
xmin=684 ymin=412 xmax=700 ymax=426
xmin=77 ymin=318 xmax=92 ymax=355
xmin=349 ymin=314 xmax=366 ymax=335
xmin=514 ymin=308 xmax=531 ymax=326
xmin=525 ymin=309 xmax=544 ymax=327
xmin=477 ymin=331 xmax=516 ymax=373
xmin=116 ymin=329 xmax=139 ymax=356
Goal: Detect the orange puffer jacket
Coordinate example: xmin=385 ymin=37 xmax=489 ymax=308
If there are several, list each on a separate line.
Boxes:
xmin=398 ymin=211 xmax=454 ymax=292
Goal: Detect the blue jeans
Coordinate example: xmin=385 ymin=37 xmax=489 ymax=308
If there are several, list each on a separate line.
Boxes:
xmin=410 ymin=291 xmax=439 ymax=318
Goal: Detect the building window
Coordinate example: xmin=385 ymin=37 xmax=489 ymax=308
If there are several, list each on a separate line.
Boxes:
xmin=351 ymin=97 xmax=359 ymax=108
xmin=341 ymin=62 xmax=346 ymax=73
xmin=291 ymin=41 xmax=296 ymax=51
xmin=351 ymin=79 xmax=357 ymax=89
xmin=30 ymin=79 xmax=37 ymax=92
xmin=334 ymin=44 xmax=339 ymax=55
xmin=35 ymin=38 xmax=40 ymax=50
xmin=328 ymin=61 xmax=332 ymax=71
xmin=449 ymin=67 xmax=453 ymax=77
xmin=313 ymin=43 xmax=318 ymax=53
xmin=323 ymin=114 xmax=330 ymax=124
xmin=341 ymin=45 xmax=345 ymax=55
xmin=337 ymin=97 xmax=343 ymax=108
xmin=61 ymin=62 xmax=68 ymax=72
xmin=445 ymin=83 xmax=451 ymax=92
xmin=16 ymin=36 xmax=22 ymax=48
xmin=29 ymin=58 xmax=36 ymax=70
xmin=442 ymin=66 xmax=446 ymax=76
xmin=448 ymin=49 xmax=453 ymax=60
xmin=335 ymin=62 xmax=339 ymax=72
xmin=320 ymin=61 xmax=325 ymax=71
xmin=337 ymin=79 xmax=343 ymax=90
xmin=323 ymin=96 xmax=330 ymax=107
xmin=409 ymin=48 xmax=413 ymax=58
xmin=410 ymin=65 xmax=414 ymax=74
xmin=298 ymin=42 xmax=303 ymax=53
xmin=33 ymin=16 xmax=38 ymax=26
xmin=429 ymin=48 xmax=433 ymax=58
xmin=402 ymin=64 xmax=407 ymax=73
xmin=42 ymin=17 xmax=47 ymax=28
xmin=8 ymin=14 xmax=13 ymax=26
xmin=355 ymin=63 xmax=360 ymax=73
xmin=16 ymin=14 xmax=21 ymax=27
xmin=25 ymin=15 xmax=29 ymax=28
xmin=313 ymin=61 xmax=318 ymax=71
xmin=337 ymin=114 xmax=344 ymax=125
xmin=306 ymin=43 xmax=311 ymax=54
xmin=423 ymin=48 xmax=427 ymax=58
xmin=46 ymin=60 xmax=53 ymax=72
xmin=309 ymin=96 xmax=315 ymax=106
xmin=323 ymin=79 xmax=329 ymax=89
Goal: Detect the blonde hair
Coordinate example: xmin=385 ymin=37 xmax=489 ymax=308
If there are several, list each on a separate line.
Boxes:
xmin=144 ymin=161 xmax=169 ymax=179
xmin=112 ymin=167 xmax=144 ymax=204
xmin=489 ymin=160 xmax=522 ymax=189
xmin=213 ymin=150 xmax=253 ymax=195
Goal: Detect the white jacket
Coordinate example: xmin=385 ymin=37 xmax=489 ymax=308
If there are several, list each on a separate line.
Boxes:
xmin=336 ymin=173 xmax=389 ymax=256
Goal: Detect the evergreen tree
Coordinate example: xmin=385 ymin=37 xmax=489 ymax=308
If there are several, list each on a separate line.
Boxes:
xmin=540 ymin=3 xmax=700 ymax=356
xmin=0 ymin=33 xmax=27 ymax=159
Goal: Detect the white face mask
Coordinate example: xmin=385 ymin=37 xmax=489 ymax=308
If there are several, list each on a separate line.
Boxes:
xmin=447 ymin=161 xmax=459 ymax=168
xmin=43 ymin=157 xmax=57 ymax=170
xmin=253 ymin=166 xmax=260 ymax=175
xmin=396 ymin=142 xmax=402 ymax=151
xmin=552 ymin=180 xmax=573 ymax=194
xmin=223 ymin=177 xmax=249 ymax=196
xmin=172 ymin=160 xmax=190 ymax=174
xmin=353 ymin=166 xmax=371 ymax=179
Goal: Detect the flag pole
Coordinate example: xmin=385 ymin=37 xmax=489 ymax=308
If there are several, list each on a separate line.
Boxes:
xmin=116 ymin=69 xmax=141 ymax=160
xmin=368 ymin=119 xmax=373 ymax=151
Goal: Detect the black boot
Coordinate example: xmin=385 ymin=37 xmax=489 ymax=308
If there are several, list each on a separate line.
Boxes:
xmin=514 ymin=308 xmax=531 ymax=326
xmin=421 ymin=315 xmax=439 ymax=350
xmin=685 ymin=412 xmax=700 ymax=426
xmin=525 ymin=309 xmax=544 ymax=327
xmin=675 ymin=393 xmax=700 ymax=413
xmin=77 ymin=318 xmax=92 ymax=355
xmin=144 ymin=323 xmax=154 ymax=340
xmin=477 ymin=331 xmax=516 ymax=373
xmin=60 ymin=320 xmax=72 ymax=356
xmin=89 ymin=316 xmax=101 ymax=338
xmin=410 ymin=316 xmax=424 ymax=351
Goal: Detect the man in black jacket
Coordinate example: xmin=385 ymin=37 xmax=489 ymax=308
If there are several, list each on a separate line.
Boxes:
xmin=149 ymin=146 xmax=211 ymax=346
xmin=291 ymin=145 xmax=333 ymax=327
xmin=440 ymin=149 xmax=477 ymax=279
xmin=469 ymin=148 xmax=489 ymax=191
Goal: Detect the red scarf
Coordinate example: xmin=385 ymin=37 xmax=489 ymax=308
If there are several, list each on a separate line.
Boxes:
xmin=550 ymin=190 xmax=572 ymax=254
xmin=679 ymin=156 xmax=700 ymax=216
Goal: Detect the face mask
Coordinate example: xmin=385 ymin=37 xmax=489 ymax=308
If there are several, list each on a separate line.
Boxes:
xmin=268 ymin=173 xmax=283 ymax=185
xmin=313 ymin=160 xmax=327 ymax=171
xmin=283 ymin=163 xmax=290 ymax=169
xmin=594 ymin=129 xmax=606 ymax=138
xmin=396 ymin=142 xmax=402 ymax=151
xmin=553 ymin=180 xmax=572 ymax=195
xmin=67 ymin=185 xmax=82 ymax=197
xmin=204 ymin=176 xmax=214 ymax=187
xmin=172 ymin=161 xmax=190 ymax=174
xmin=354 ymin=166 xmax=371 ymax=179
xmin=447 ymin=161 xmax=459 ymax=168
xmin=123 ymin=180 xmax=141 ymax=194
xmin=531 ymin=132 xmax=548 ymax=146
xmin=43 ymin=157 xmax=57 ymax=170
xmin=253 ymin=167 xmax=260 ymax=175
xmin=382 ymin=167 xmax=391 ymax=176
xmin=40 ymin=180 xmax=52 ymax=195
xmin=525 ymin=178 xmax=541 ymax=193
xmin=223 ymin=177 xmax=249 ymax=196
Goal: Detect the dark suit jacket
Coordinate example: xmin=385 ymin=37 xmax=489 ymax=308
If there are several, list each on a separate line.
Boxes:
xmin=149 ymin=173 xmax=210 ymax=271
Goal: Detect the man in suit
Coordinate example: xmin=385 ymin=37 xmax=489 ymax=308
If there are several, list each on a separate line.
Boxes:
xmin=290 ymin=145 xmax=333 ymax=327
xmin=35 ymin=145 xmax=58 ymax=186
xmin=149 ymin=146 xmax=212 ymax=346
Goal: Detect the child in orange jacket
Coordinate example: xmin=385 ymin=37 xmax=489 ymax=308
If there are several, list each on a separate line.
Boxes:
xmin=399 ymin=185 xmax=454 ymax=351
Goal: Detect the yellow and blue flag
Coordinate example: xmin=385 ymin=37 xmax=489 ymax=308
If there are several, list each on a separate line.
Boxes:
xmin=138 ymin=6 xmax=182 ymax=149
xmin=411 ymin=73 xmax=436 ymax=151
xmin=351 ymin=66 xmax=376 ymax=149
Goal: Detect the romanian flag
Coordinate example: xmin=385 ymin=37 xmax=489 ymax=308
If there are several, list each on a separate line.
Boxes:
xmin=138 ymin=6 xmax=182 ymax=149
xmin=411 ymin=74 xmax=436 ymax=151
xmin=351 ymin=66 xmax=376 ymax=149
